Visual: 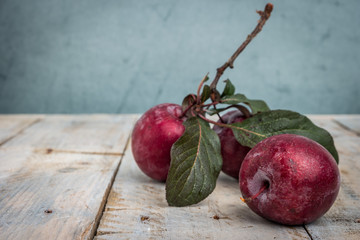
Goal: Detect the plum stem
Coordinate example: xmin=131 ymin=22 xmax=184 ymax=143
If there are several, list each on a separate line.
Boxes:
xmin=240 ymin=182 xmax=269 ymax=203
xmin=209 ymin=3 xmax=273 ymax=91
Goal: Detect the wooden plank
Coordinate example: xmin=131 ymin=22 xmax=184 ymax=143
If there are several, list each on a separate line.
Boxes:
xmin=2 ymin=115 xmax=138 ymax=154
xmin=303 ymin=116 xmax=360 ymax=240
xmin=95 ymin=142 xmax=310 ymax=240
xmin=0 ymin=115 xmax=43 ymax=145
xmin=0 ymin=115 xmax=138 ymax=240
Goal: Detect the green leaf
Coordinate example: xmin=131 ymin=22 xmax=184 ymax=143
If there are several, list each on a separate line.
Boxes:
xmin=201 ymin=85 xmax=211 ymax=103
xmin=166 ymin=117 xmax=222 ymax=207
xmin=230 ymin=110 xmax=339 ymax=163
xmin=221 ymin=79 xmax=235 ymax=97
xmin=221 ymin=94 xmax=270 ymax=114
xmin=181 ymin=94 xmax=196 ymax=117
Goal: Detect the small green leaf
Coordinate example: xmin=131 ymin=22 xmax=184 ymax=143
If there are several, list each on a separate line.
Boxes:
xmin=221 ymin=93 xmax=247 ymax=104
xmin=221 ymin=79 xmax=235 ymax=97
xmin=230 ymin=110 xmax=339 ymax=163
xmin=221 ymin=93 xmax=248 ymax=104
xmin=181 ymin=94 xmax=196 ymax=117
xmin=245 ymin=100 xmax=270 ymax=114
xmin=201 ymin=85 xmax=211 ymax=103
xmin=221 ymin=94 xmax=270 ymax=114
xmin=166 ymin=117 xmax=222 ymax=207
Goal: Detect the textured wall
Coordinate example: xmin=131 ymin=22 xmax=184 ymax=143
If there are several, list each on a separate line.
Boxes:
xmin=0 ymin=0 xmax=359 ymax=114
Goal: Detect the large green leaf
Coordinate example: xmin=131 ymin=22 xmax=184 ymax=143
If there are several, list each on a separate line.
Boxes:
xmin=230 ymin=110 xmax=339 ymax=163
xmin=166 ymin=117 xmax=222 ymax=207
xmin=221 ymin=94 xmax=270 ymax=114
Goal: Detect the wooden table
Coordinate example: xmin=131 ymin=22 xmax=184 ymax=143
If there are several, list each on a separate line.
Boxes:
xmin=0 ymin=114 xmax=359 ymax=240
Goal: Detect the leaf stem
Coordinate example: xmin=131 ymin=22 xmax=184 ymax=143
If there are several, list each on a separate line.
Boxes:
xmin=198 ymin=114 xmax=266 ymax=138
xmin=209 ymin=3 xmax=273 ymax=91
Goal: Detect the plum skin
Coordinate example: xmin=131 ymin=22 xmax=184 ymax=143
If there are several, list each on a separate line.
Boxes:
xmin=239 ymin=134 xmax=340 ymax=225
xmin=213 ymin=110 xmax=251 ymax=179
xmin=131 ymin=103 xmax=185 ymax=182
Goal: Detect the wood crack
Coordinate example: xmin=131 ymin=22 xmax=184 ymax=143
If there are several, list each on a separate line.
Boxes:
xmin=96 ymin=230 xmax=132 ymax=236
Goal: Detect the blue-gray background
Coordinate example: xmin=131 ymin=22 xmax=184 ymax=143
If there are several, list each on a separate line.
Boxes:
xmin=0 ymin=0 xmax=359 ymax=114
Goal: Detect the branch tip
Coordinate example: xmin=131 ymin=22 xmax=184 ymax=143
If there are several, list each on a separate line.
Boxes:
xmin=209 ymin=3 xmax=273 ymax=91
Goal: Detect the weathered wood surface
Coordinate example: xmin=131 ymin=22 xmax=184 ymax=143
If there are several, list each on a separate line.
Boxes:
xmin=1 ymin=115 xmax=360 ymax=240
xmin=0 ymin=115 xmax=138 ymax=240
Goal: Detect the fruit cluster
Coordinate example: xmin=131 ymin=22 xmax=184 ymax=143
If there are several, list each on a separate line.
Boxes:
xmin=131 ymin=3 xmax=340 ymax=226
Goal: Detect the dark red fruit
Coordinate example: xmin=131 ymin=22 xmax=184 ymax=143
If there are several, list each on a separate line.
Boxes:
xmin=239 ymin=134 xmax=340 ymax=225
xmin=213 ymin=110 xmax=251 ymax=179
xmin=131 ymin=103 xmax=185 ymax=181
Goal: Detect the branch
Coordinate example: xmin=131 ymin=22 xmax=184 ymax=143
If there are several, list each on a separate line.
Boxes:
xmin=209 ymin=3 xmax=273 ymax=91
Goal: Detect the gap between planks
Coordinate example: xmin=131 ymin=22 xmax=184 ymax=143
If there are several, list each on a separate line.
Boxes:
xmin=34 ymin=148 xmax=124 ymax=157
xmin=303 ymin=225 xmax=314 ymax=240
xmin=0 ymin=118 xmax=42 ymax=146
xmin=89 ymin=133 xmax=133 ymax=240
xmin=1 ymin=116 xmax=124 ymax=157
xmin=332 ymin=119 xmax=360 ymax=137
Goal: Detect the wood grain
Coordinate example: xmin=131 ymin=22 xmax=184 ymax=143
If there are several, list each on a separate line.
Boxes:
xmin=95 ymin=143 xmax=310 ymax=240
xmin=304 ymin=116 xmax=360 ymax=240
xmin=0 ymin=115 xmax=138 ymax=240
